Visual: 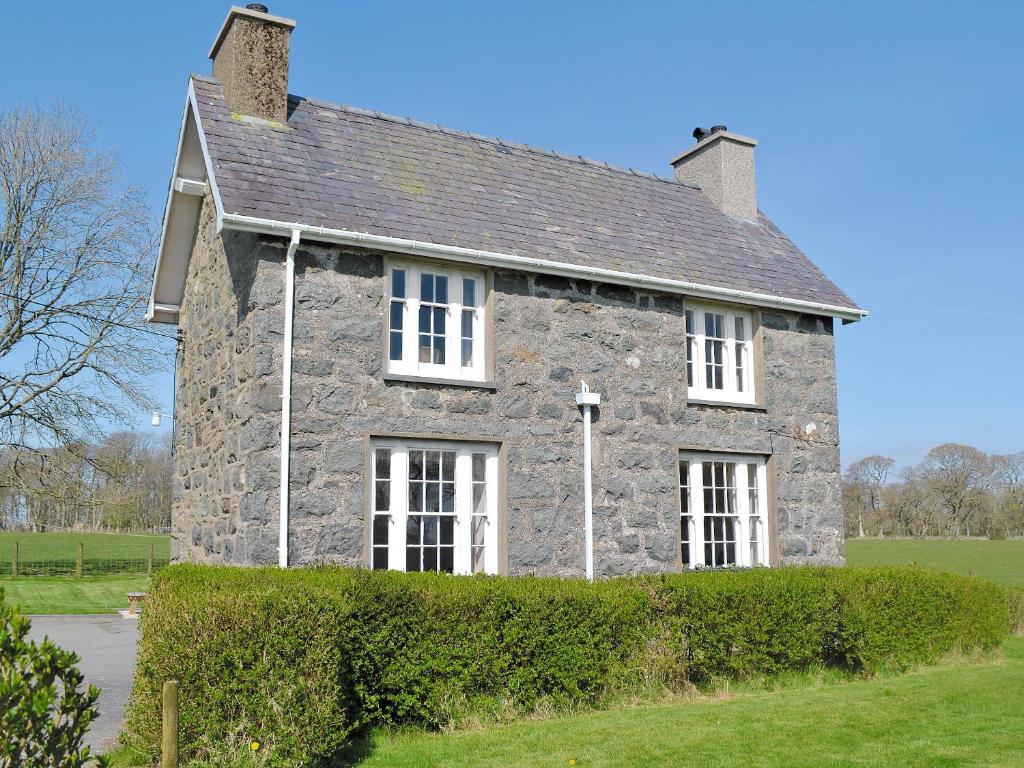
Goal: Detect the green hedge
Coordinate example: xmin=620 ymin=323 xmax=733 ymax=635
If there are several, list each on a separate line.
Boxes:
xmin=124 ymin=565 xmax=1014 ymax=766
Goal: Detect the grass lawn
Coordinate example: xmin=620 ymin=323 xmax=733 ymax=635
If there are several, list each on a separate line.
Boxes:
xmin=0 ymin=575 xmax=149 ymax=614
xmin=0 ymin=532 xmax=162 ymax=612
xmin=0 ymin=531 xmax=170 ymax=562
xmin=846 ymin=538 xmax=1024 ymax=589
xmin=350 ymin=637 xmax=1024 ymax=768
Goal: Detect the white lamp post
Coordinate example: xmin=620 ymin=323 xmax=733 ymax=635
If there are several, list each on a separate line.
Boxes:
xmin=575 ymin=381 xmax=601 ymax=581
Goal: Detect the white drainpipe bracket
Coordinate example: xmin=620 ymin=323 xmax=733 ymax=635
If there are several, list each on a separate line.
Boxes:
xmin=575 ymin=385 xmax=602 ymax=409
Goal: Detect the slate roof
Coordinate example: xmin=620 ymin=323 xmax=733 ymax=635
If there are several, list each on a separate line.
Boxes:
xmin=191 ymin=76 xmax=859 ymax=312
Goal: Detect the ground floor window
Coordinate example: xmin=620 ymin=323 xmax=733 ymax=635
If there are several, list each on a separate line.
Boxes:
xmin=679 ymin=452 xmax=768 ymax=569
xmin=370 ymin=439 xmax=499 ymax=575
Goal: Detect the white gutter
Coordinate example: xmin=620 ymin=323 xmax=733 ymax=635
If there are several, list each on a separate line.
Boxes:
xmin=575 ymin=381 xmax=601 ymax=581
xmin=217 ymin=212 xmax=867 ymax=322
xmin=279 ymin=229 xmax=301 ymax=568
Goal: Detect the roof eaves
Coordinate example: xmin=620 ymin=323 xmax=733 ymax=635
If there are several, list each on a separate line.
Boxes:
xmin=218 ymin=210 xmax=868 ymax=321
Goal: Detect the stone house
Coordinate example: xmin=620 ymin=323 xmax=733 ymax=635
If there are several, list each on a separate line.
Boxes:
xmin=148 ymin=5 xmax=866 ymax=576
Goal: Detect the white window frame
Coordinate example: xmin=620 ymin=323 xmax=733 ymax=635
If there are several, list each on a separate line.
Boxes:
xmin=370 ymin=439 xmax=499 ymax=575
xmin=684 ymin=302 xmax=756 ymax=405
xmin=385 ymin=260 xmax=487 ymax=382
xmin=678 ymin=451 xmax=769 ymax=569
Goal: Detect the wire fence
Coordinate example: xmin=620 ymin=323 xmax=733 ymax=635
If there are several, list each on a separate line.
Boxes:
xmin=0 ymin=543 xmax=170 ymax=578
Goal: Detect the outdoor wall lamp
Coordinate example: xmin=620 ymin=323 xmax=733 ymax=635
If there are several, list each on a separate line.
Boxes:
xmin=151 ymin=411 xmax=172 ymax=428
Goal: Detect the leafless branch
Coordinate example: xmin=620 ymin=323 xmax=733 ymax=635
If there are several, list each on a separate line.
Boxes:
xmin=0 ymin=106 xmax=165 ymax=449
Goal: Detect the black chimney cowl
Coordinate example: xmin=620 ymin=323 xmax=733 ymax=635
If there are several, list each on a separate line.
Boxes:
xmin=246 ymin=3 xmax=270 ymax=12
xmin=692 ymin=125 xmax=728 ymax=142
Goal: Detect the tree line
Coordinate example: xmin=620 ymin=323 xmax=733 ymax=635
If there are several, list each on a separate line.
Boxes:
xmin=0 ymin=431 xmax=172 ymax=533
xmin=843 ymin=443 xmax=1024 ymax=539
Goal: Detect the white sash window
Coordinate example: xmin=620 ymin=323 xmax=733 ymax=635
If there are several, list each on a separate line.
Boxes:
xmin=679 ymin=452 xmax=768 ymax=569
xmin=370 ymin=440 xmax=499 ymax=575
xmin=684 ymin=303 xmax=755 ymax=404
xmin=386 ymin=261 xmax=486 ymax=382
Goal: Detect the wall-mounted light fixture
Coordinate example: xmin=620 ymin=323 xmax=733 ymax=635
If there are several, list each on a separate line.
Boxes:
xmin=151 ymin=411 xmax=172 ymax=427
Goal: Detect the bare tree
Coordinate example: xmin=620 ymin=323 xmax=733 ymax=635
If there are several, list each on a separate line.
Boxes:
xmin=0 ymin=431 xmax=172 ymax=532
xmin=843 ymin=446 xmax=1024 ymax=539
xmin=920 ymin=443 xmax=991 ymax=537
xmin=0 ymin=106 xmax=164 ymax=451
xmin=992 ymin=453 xmax=1024 ymax=538
xmin=993 ymin=453 xmax=1024 ymax=490
xmin=844 ymin=455 xmax=894 ymax=537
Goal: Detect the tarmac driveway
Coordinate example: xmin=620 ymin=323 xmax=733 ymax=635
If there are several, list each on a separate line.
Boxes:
xmin=27 ymin=614 xmax=139 ymax=753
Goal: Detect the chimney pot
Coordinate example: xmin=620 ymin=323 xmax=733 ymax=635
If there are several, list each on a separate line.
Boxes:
xmin=671 ymin=128 xmax=759 ymax=220
xmin=209 ymin=5 xmax=296 ymax=123
xmin=691 ymin=125 xmax=728 ymax=142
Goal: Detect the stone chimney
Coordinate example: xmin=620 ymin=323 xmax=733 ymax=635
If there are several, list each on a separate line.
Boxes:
xmin=209 ymin=4 xmax=296 ymax=123
xmin=671 ymin=126 xmax=758 ymax=220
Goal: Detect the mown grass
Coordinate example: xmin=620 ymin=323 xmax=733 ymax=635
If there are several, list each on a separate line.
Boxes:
xmin=105 ymin=643 xmax=1024 ymax=768
xmin=0 ymin=575 xmax=149 ymax=614
xmin=346 ymin=637 xmax=1024 ymax=768
xmin=99 ymin=539 xmax=1024 ymax=767
xmin=0 ymin=532 xmax=166 ymax=613
xmin=846 ymin=538 xmax=1024 ymax=589
xmin=347 ymin=540 xmax=1024 ymax=768
xmin=0 ymin=531 xmax=170 ymax=562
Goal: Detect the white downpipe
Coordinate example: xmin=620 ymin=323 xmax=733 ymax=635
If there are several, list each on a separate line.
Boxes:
xmin=279 ymin=229 xmax=301 ymax=568
xmin=575 ymin=381 xmax=601 ymax=581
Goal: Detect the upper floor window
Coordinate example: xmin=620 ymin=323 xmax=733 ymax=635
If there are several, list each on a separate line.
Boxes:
xmin=684 ymin=302 xmax=755 ymax=404
xmin=370 ymin=439 xmax=499 ymax=575
xmin=387 ymin=262 xmax=486 ymax=382
xmin=679 ymin=452 xmax=768 ymax=569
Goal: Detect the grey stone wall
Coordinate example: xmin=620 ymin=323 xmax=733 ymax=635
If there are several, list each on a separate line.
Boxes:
xmin=172 ymin=229 xmax=844 ymax=572
xmin=172 ymin=194 xmax=284 ymax=564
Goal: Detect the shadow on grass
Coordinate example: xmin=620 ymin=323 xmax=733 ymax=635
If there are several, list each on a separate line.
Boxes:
xmin=331 ymin=732 xmax=376 ymax=766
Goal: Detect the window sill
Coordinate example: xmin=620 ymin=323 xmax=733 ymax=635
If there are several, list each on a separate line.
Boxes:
xmin=383 ymin=373 xmax=498 ymax=391
xmin=686 ymin=398 xmax=767 ymax=412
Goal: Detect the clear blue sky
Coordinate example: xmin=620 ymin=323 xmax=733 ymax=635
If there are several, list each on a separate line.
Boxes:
xmin=3 ymin=1 xmax=1021 ymax=469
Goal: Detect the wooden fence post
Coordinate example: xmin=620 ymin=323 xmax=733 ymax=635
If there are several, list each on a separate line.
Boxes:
xmin=11 ymin=542 xmax=17 ymax=578
xmin=162 ymin=680 xmax=179 ymax=768
xmin=147 ymin=542 xmax=154 ymax=576
xmin=76 ymin=542 xmax=84 ymax=578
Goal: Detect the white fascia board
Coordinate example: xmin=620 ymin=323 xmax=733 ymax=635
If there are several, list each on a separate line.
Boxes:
xmin=147 ymin=78 xmax=225 ymax=325
xmin=147 ymin=94 xmax=193 ymax=324
xmin=218 ymin=212 xmax=868 ymax=321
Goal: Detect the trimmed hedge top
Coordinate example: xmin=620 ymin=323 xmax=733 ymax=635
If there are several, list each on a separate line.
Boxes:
xmin=125 ymin=565 xmax=1015 ymax=767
